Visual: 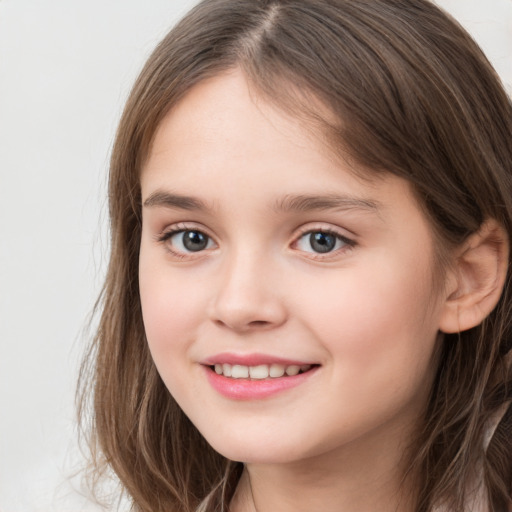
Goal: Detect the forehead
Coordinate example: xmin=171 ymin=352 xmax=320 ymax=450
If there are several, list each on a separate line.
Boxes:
xmin=144 ymin=70 xmax=321 ymax=172
xmin=144 ymin=70 xmax=376 ymax=183
xmin=141 ymin=69 xmax=419 ymax=223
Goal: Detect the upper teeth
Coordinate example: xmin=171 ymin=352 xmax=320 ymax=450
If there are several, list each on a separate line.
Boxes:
xmin=213 ymin=363 xmax=312 ymax=379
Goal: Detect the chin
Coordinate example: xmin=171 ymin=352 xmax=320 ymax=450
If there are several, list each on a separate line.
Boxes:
xmin=196 ymin=424 xmax=318 ymax=465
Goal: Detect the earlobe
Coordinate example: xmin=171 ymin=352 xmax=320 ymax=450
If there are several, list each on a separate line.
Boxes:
xmin=439 ymin=219 xmax=509 ymax=334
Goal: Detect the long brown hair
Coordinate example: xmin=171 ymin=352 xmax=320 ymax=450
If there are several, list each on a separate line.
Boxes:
xmin=78 ymin=1 xmax=512 ymax=510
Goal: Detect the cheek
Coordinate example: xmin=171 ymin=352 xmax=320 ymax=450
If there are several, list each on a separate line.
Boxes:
xmin=139 ymin=257 xmax=206 ymax=362
xmin=139 ymin=263 xmax=211 ymax=405
xmin=298 ymin=251 xmax=440 ymax=393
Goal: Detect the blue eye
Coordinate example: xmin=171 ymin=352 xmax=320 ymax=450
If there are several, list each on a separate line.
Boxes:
xmin=168 ymin=230 xmax=214 ymax=253
xmin=296 ymin=231 xmax=348 ymax=254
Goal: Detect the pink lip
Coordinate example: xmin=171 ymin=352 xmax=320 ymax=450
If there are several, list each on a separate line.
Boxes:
xmin=201 ymin=360 xmax=319 ymax=401
xmin=202 ymin=352 xmax=314 ymax=367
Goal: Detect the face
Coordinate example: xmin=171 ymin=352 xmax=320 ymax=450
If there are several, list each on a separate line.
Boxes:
xmin=139 ymin=69 xmax=449 ymax=465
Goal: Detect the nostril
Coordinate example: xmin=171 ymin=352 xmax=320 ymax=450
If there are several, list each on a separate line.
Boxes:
xmin=248 ymin=320 xmax=270 ymax=327
xmin=213 ymin=318 xmax=272 ymax=331
xmin=209 ymin=296 xmax=287 ymax=331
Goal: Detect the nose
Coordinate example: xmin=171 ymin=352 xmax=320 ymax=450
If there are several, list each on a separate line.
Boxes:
xmin=208 ymin=249 xmax=288 ymax=333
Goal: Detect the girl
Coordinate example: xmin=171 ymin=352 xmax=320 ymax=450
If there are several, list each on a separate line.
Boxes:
xmin=79 ymin=1 xmax=512 ymax=511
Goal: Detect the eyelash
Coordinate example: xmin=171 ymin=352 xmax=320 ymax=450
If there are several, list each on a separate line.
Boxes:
xmin=156 ymin=223 xmax=215 ymax=260
xmin=292 ymin=227 xmax=356 ymax=259
xmin=156 ymin=224 xmax=356 ymax=260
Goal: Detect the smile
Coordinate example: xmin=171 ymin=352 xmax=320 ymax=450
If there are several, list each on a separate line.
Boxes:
xmin=202 ymin=359 xmax=319 ymax=400
xmin=211 ymin=363 xmax=313 ymax=379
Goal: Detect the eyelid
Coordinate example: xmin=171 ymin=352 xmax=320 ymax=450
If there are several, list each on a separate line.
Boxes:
xmin=153 ymin=221 xmax=356 ymax=260
xmin=156 ymin=222 xmax=213 ymax=240
xmin=291 ymin=224 xmax=356 ymax=259
xmin=155 ymin=222 xmax=218 ymax=258
xmin=293 ymin=223 xmax=355 ymax=241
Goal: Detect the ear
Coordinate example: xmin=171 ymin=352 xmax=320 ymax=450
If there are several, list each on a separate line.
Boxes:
xmin=439 ymin=219 xmax=509 ymax=334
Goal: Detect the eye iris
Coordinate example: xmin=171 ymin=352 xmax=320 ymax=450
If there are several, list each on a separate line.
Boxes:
xmin=183 ymin=231 xmax=208 ymax=251
xmin=309 ymin=232 xmax=336 ymax=253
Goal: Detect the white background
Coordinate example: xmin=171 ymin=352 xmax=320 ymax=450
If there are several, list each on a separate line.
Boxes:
xmin=0 ymin=1 xmax=510 ymax=511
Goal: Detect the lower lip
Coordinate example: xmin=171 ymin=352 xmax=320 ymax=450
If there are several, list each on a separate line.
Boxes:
xmin=203 ymin=366 xmax=318 ymax=400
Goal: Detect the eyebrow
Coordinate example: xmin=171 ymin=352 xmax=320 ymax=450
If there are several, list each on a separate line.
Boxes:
xmin=143 ymin=190 xmax=381 ymax=215
xmin=272 ymin=194 xmax=381 ymax=214
xmin=143 ymin=191 xmax=212 ymax=211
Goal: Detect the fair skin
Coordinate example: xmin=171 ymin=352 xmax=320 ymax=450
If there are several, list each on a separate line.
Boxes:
xmin=138 ymin=69 xmax=461 ymax=512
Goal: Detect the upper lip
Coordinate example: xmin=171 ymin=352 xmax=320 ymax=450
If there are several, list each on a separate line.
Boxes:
xmin=201 ymin=352 xmax=317 ymax=367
